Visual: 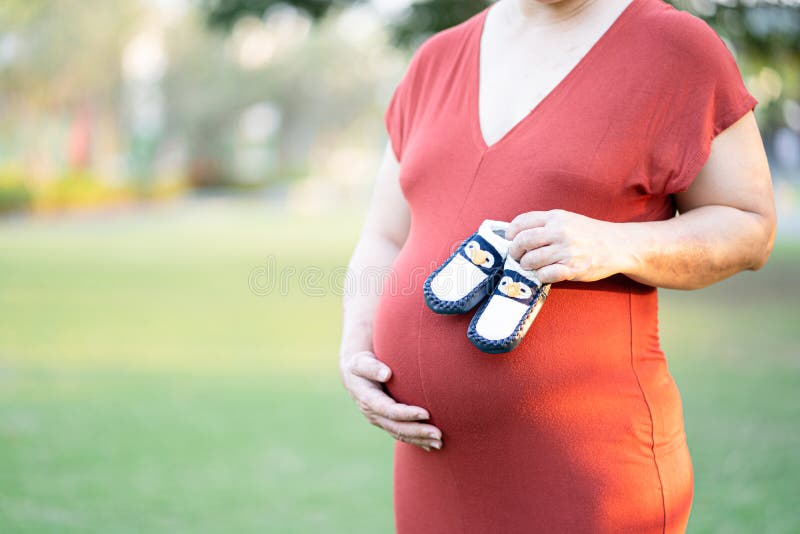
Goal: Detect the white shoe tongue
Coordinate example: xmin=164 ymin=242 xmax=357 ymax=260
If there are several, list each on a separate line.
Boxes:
xmin=503 ymin=255 xmax=542 ymax=286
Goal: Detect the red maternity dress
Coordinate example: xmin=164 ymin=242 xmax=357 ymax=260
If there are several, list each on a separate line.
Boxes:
xmin=372 ymin=0 xmax=758 ymax=531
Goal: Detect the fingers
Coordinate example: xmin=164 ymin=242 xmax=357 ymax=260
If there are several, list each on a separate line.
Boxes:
xmin=368 ymin=413 xmax=443 ymax=451
xmin=518 ymin=244 xmax=560 ymax=271
xmin=508 ymin=227 xmax=550 ymax=260
xmin=518 ymin=245 xmax=573 ymax=283
xmin=350 ymin=351 xmax=392 ymax=382
xmin=345 ymin=353 xmax=430 ymax=420
xmin=343 ymin=353 xmax=430 ymax=420
xmin=506 ymin=211 xmax=551 ymax=240
xmin=359 ymin=388 xmax=443 ymax=451
xmin=361 ymin=388 xmax=430 ymax=421
xmin=534 ymin=263 xmax=573 ymax=284
xmin=341 ymin=350 xmax=443 ymax=451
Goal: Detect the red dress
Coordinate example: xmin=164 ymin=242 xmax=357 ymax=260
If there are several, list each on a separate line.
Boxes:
xmin=372 ymin=0 xmax=758 ymax=531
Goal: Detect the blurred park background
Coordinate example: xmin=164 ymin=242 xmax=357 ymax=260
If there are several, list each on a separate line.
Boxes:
xmin=1 ymin=0 xmax=799 ymax=532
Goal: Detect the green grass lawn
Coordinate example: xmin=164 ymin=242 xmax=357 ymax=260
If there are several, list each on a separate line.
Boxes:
xmin=0 ymin=199 xmax=798 ymax=533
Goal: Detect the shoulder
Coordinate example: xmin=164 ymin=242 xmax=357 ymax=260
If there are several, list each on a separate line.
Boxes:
xmin=402 ymin=10 xmax=483 ymax=80
xmin=636 ymin=0 xmax=740 ymax=69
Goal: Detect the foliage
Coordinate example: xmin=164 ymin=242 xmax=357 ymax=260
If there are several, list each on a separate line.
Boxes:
xmin=33 ymin=171 xmax=132 ymax=211
xmin=203 ymin=0 xmax=348 ymax=27
xmin=202 ymin=0 xmax=800 ymax=51
xmin=201 ymin=0 xmax=800 ymax=147
xmin=0 ymin=170 xmax=187 ymax=214
xmin=165 ymin=5 xmax=402 ymax=186
xmin=0 ymin=169 xmax=32 ymax=214
xmin=385 ymin=0 xmax=491 ymax=48
xmin=0 ymin=0 xmax=138 ymax=108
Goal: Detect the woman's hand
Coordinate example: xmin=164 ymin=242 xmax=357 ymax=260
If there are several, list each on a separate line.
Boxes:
xmin=505 ymin=209 xmax=633 ymax=284
xmin=339 ymin=350 xmax=443 ymax=452
xmin=502 ymin=113 xmax=773 ymax=290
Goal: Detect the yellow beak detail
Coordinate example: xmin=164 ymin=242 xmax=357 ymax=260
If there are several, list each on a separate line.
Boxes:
xmin=505 ymin=282 xmax=523 ymax=298
xmin=468 ymin=248 xmax=490 ymax=266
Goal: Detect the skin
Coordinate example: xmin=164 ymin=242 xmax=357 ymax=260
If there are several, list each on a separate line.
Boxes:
xmin=339 ymin=0 xmax=777 ymax=453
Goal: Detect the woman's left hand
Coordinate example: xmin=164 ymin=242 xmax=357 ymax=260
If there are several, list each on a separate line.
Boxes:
xmin=505 ymin=209 xmax=634 ymax=284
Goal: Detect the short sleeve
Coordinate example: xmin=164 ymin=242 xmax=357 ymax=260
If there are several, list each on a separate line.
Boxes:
xmin=383 ymin=43 xmax=427 ymax=163
xmin=384 ymin=73 xmax=408 ymax=162
xmin=651 ymin=17 xmax=758 ymax=195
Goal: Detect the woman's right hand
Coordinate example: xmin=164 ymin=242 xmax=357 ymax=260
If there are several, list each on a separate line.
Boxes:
xmin=339 ymin=350 xmax=443 ymax=452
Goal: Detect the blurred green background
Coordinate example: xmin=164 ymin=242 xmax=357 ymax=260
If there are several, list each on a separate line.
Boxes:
xmin=1 ymin=0 xmax=799 ymax=533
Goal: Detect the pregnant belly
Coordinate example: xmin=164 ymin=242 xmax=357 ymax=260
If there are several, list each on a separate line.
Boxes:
xmin=375 ymin=266 xmax=693 ymax=533
xmin=373 ymin=264 xmax=680 ymax=449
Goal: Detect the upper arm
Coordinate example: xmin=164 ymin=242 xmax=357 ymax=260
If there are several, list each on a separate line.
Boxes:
xmin=674 ymin=110 xmax=774 ymax=226
xmin=365 ymin=38 xmax=431 ymax=249
xmin=359 ymin=140 xmax=411 ymax=249
xmin=363 ymin=31 xmax=447 ymax=248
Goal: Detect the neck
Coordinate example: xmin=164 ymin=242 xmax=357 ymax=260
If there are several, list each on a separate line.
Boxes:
xmin=508 ymin=0 xmax=600 ymax=24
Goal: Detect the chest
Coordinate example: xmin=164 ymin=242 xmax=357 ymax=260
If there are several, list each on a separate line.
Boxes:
xmin=477 ymin=36 xmax=594 ymax=148
xmin=396 ymin=4 xmax=678 ymax=225
xmin=477 ymin=7 xmax=629 ymax=148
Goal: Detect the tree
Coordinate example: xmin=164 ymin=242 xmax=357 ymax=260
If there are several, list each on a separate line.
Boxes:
xmin=201 ymin=0 xmax=800 ymax=148
xmin=201 ymin=0 xmax=799 ymax=52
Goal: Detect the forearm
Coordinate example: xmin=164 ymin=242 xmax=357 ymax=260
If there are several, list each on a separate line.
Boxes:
xmin=339 ymin=231 xmax=402 ymax=358
xmin=615 ymin=205 xmax=775 ymax=290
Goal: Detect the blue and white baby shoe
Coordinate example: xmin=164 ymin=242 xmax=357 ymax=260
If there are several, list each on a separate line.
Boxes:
xmin=467 ymin=254 xmax=550 ymax=354
xmin=423 ymin=219 xmax=511 ymax=314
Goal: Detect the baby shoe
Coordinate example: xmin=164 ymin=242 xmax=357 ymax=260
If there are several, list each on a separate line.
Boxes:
xmin=423 ymin=219 xmax=511 ymax=314
xmin=467 ymin=254 xmax=550 ymax=354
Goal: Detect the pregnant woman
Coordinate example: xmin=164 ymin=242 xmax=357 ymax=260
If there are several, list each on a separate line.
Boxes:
xmin=338 ymin=0 xmax=776 ymax=531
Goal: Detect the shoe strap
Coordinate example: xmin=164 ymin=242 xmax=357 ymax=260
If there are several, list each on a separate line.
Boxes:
xmin=494 ymin=270 xmax=542 ymax=304
xmin=458 ymin=234 xmax=504 ymax=274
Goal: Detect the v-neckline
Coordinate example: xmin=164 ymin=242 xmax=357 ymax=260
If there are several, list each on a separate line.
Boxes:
xmin=471 ymin=0 xmax=643 ymax=152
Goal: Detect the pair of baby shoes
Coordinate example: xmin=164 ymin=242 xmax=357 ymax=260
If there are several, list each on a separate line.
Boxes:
xmin=423 ymin=219 xmax=550 ymax=354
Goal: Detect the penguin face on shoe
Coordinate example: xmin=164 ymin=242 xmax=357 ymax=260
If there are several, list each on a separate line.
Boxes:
xmin=465 ymin=241 xmax=494 ymax=268
xmin=498 ymin=276 xmax=532 ymax=299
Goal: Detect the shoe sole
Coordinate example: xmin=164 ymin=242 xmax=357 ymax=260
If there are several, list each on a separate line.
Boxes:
xmin=423 ymin=271 xmax=502 ymax=314
xmin=467 ymin=284 xmax=551 ymax=354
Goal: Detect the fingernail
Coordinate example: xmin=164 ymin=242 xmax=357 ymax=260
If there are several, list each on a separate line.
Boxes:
xmin=431 ymin=442 xmax=442 ymax=450
xmin=378 ymin=368 xmax=389 ymax=381
xmin=428 ymin=431 xmax=440 ymax=439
